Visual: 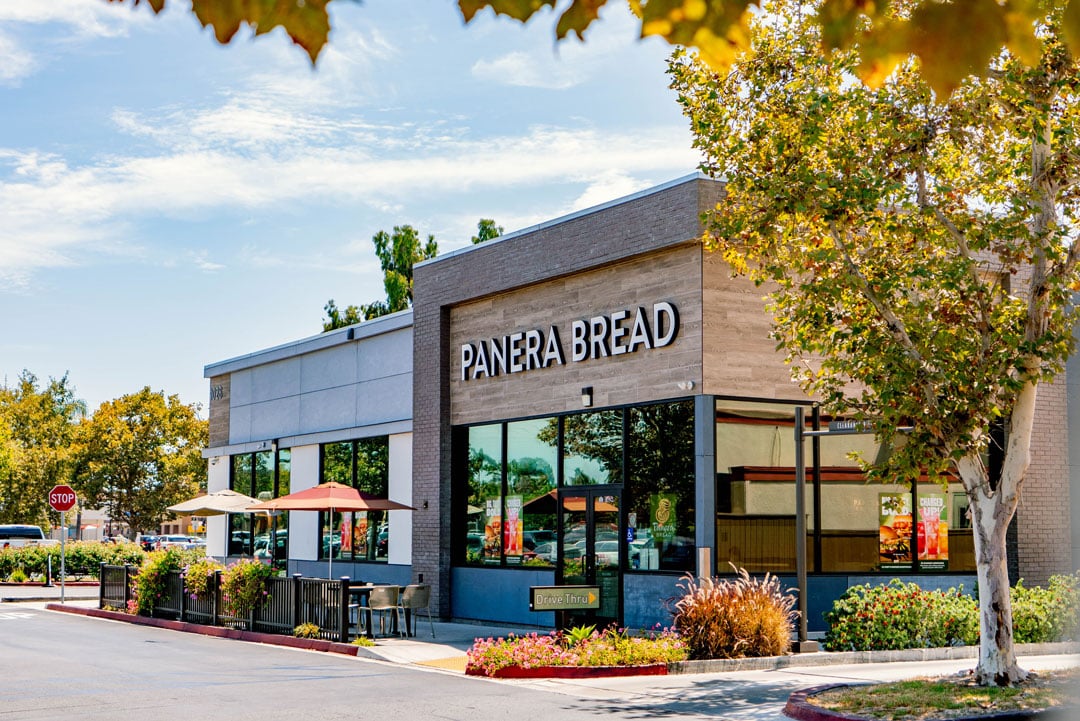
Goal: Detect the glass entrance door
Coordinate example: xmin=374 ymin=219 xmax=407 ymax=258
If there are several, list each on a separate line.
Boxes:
xmin=558 ymin=490 xmax=621 ymax=628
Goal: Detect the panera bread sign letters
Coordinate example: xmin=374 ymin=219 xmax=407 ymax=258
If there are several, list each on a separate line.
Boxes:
xmin=460 ymin=302 xmax=679 ymax=381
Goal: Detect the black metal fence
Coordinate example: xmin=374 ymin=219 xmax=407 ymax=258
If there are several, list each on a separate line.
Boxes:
xmin=99 ymin=564 xmax=362 ymax=642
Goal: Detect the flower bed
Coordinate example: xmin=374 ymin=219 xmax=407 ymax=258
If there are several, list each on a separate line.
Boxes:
xmin=465 ymin=626 xmax=687 ymax=678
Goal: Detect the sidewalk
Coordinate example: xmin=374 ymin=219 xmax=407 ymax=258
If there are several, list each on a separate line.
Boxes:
xmin=0 ymin=581 xmax=100 ymax=603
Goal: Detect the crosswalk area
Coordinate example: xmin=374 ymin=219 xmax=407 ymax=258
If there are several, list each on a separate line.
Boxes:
xmin=0 ymin=610 xmax=36 ymax=620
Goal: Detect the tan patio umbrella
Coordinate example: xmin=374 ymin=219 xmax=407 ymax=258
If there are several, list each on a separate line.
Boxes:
xmin=167 ymin=489 xmax=261 ymax=517
xmin=246 ymin=482 xmax=414 ymax=578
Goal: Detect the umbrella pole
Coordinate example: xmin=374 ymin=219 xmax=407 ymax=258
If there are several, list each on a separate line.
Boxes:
xmin=328 ymin=506 xmax=334 ymax=581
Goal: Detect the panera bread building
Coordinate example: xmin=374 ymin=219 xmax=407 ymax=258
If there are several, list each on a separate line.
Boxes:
xmin=203 ymin=174 xmax=1078 ymax=632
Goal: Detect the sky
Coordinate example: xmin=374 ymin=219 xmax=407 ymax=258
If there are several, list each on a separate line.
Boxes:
xmin=0 ymin=0 xmax=701 ymax=416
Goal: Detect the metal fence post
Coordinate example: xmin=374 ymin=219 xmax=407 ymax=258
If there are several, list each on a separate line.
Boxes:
xmin=339 ymin=577 xmax=351 ymax=643
xmin=291 ymin=573 xmax=303 ymax=630
xmin=212 ymin=570 xmax=222 ymax=627
xmin=124 ymin=565 xmax=134 ymax=610
xmin=98 ymin=562 xmax=106 ymax=609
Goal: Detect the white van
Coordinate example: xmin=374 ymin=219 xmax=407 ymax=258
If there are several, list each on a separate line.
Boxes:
xmin=0 ymin=524 xmax=60 ymax=548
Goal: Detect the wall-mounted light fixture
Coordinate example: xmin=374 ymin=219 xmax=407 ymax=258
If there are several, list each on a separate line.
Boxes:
xmin=423 ymin=500 xmax=429 ymax=510
xmin=676 ymin=380 xmax=695 ymax=392
xmin=581 ymin=386 xmax=593 ymax=407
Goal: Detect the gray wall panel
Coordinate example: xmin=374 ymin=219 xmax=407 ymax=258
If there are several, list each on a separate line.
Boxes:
xmin=249 ymin=359 xmax=302 ymax=404
xmin=299 ymin=385 xmax=358 ymax=432
xmin=300 ymin=345 xmax=359 ymax=393
xmin=248 ymin=396 xmax=302 ymax=440
xmin=357 ymin=329 xmax=412 ymax=381
xmin=356 ymin=374 xmax=413 ymax=426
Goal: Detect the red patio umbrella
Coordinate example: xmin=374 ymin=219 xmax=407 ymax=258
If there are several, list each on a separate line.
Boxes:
xmin=247 ymin=482 xmax=414 ymax=577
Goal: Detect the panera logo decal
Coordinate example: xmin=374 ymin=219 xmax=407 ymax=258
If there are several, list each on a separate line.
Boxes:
xmin=459 ymin=302 xmax=679 ymax=381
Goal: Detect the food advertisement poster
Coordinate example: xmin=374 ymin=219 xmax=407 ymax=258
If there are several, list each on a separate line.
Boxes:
xmin=917 ymin=493 xmax=949 ymax=571
xmin=503 ymin=494 xmax=523 ymax=563
xmin=879 ymin=492 xmax=949 ymax=570
xmin=879 ymin=492 xmax=913 ymax=569
xmin=483 ymin=497 xmax=501 ymax=564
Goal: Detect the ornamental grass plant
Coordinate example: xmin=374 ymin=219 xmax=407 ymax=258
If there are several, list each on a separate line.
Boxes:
xmin=670 ymin=568 xmax=797 ymax=660
xmin=465 ymin=626 xmax=686 ymax=676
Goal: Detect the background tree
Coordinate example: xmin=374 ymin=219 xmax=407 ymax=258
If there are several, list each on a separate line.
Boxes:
xmin=669 ymin=0 xmax=1080 ymax=686
xmin=110 ymin=0 xmax=1080 ymax=99
xmin=323 ymin=223 xmax=437 ymax=330
xmin=0 ymin=372 xmax=85 ymax=526
xmin=72 ymin=387 xmax=208 ymax=536
xmin=324 ymin=219 xmax=499 ymax=331
xmin=471 ymin=218 xmax=504 ymax=245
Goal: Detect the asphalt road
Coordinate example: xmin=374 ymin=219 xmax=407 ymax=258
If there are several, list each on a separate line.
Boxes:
xmin=2 ymin=604 xmax=1077 ymax=721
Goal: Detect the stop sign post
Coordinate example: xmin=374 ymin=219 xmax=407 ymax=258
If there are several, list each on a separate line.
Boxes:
xmin=48 ymin=484 xmax=77 ymax=603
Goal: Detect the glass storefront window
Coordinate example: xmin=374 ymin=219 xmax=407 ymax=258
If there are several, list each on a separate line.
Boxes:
xmin=456 ymin=401 xmax=693 ymax=574
xmin=319 ymin=437 xmax=390 ymax=563
xmin=627 ymin=401 xmax=695 ymax=572
xmin=466 ymin=424 xmax=503 ymax=565
xmin=507 ymin=419 xmax=557 ymax=567
xmin=229 ymin=449 xmax=289 ymax=566
xmin=563 ymin=410 xmax=623 ymax=486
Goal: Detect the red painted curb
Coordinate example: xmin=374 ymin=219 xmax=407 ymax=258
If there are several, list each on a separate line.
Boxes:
xmin=1 ymin=581 xmax=100 ymax=587
xmin=466 ymin=663 xmax=668 ymax=679
xmin=46 ymin=604 xmax=359 ymax=657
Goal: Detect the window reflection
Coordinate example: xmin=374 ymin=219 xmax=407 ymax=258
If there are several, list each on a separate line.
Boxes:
xmin=563 ymin=410 xmax=623 ymax=485
xmin=507 ymin=419 xmax=557 ymax=567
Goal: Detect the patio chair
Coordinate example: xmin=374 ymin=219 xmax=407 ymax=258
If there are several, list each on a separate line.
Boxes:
xmin=366 ymin=584 xmax=405 ymax=637
xmin=398 ymin=583 xmax=435 ymax=638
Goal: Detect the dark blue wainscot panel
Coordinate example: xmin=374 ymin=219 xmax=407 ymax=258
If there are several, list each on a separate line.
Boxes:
xmin=451 ymin=566 xmax=556 ymax=628
xmin=623 ymin=573 xmax=685 ymax=631
xmin=778 ymin=574 xmax=978 ymax=634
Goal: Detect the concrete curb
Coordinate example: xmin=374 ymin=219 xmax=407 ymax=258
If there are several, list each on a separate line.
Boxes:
xmin=669 ymin=642 xmax=1080 ymax=675
xmin=47 ymin=603 xmax=369 ymax=658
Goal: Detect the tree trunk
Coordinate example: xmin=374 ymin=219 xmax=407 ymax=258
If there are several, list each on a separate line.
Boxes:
xmin=959 ymin=379 xmax=1038 ymax=686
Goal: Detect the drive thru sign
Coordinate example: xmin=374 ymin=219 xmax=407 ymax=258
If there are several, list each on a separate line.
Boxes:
xmin=49 ymin=485 xmax=77 ymax=512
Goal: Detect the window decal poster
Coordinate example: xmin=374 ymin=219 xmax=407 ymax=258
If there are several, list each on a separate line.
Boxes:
xmin=879 ymin=493 xmax=912 ymax=569
xmin=503 ymin=494 xmax=523 ymax=562
xmin=879 ymin=492 xmax=948 ymax=571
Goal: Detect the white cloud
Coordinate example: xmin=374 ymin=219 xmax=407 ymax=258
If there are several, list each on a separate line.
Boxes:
xmin=0 ymin=117 xmax=698 ymax=288
xmin=0 ymin=0 xmax=149 ymax=84
xmin=472 ymin=50 xmax=584 ymax=90
xmin=191 ymin=250 xmax=224 ymax=272
xmin=0 ymin=30 xmax=36 ymax=85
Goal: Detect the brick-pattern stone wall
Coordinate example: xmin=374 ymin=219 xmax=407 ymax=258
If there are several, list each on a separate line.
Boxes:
xmin=449 ymin=246 xmax=703 ymax=425
xmin=208 ymin=374 xmax=230 ymax=448
xmin=412 ymin=177 xmax=723 ymax=616
xmin=1016 ymin=374 xmax=1073 ymax=584
xmin=702 ymin=252 xmax=809 ymax=400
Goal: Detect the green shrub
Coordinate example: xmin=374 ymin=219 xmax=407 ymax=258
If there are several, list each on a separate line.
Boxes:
xmin=824 ymin=580 xmax=979 ymax=651
xmin=220 ymin=559 xmax=275 ymax=617
xmin=132 ymin=548 xmax=197 ymax=616
xmin=0 ymin=548 xmax=17 ymax=580
xmin=671 ymin=567 xmax=797 ymax=660
xmin=183 ymin=557 xmax=224 ymax=600
xmin=1011 ymin=573 xmax=1080 ymax=643
xmin=9 ymin=568 xmax=27 ymax=583
xmin=293 ymin=622 xmax=321 ymax=639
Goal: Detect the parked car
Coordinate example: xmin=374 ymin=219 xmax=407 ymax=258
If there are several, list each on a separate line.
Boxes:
xmin=137 ymin=534 xmax=159 ymax=551
xmin=156 ymin=534 xmax=195 ymax=549
xmin=594 ymin=540 xmax=621 ymax=566
xmin=0 ymin=524 xmax=59 ymax=548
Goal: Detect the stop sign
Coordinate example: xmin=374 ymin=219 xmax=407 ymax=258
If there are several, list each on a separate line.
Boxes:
xmin=48 ymin=484 xmax=78 ymax=512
